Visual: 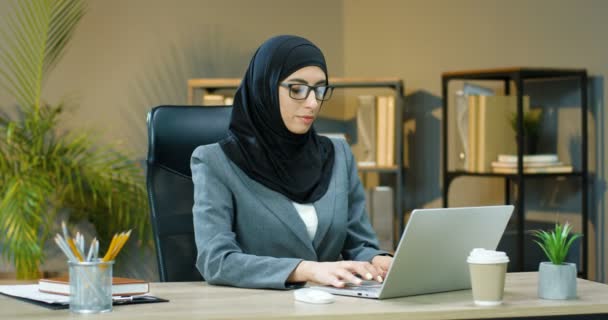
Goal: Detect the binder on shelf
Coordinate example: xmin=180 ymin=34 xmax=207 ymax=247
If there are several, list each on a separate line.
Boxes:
xmin=454 ymin=83 xmax=495 ymax=171
xmin=38 ymin=276 xmax=149 ymax=296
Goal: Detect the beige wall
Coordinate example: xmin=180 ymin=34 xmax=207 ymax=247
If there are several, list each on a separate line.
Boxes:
xmin=343 ymin=0 xmax=608 ymax=280
xmin=32 ymin=0 xmax=345 ymax=157
xmin=2 ymin=0 xmax=607 ymax=281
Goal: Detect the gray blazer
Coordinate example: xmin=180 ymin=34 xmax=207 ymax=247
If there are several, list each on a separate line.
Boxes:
xmin=191 ymin=138 xmax=387 ymax=289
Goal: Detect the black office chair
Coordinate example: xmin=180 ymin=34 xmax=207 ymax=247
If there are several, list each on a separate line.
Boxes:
xmin=146 ymin=105 xmax=232 ymax=282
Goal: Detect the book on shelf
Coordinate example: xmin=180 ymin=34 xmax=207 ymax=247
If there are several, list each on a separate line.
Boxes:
xmin=374 ymin=95 xmax=396 ymax=167
xmin=467 ymin=95 xmax=530 ymax=172
xmin=491 ymin=161 xmax=564 ymax=168
xmin=466 ymin=95 xmax=478 ymax=171
xmin=38 ymin=276 xmax=149 ymax=296
xmin=497 ymin=154 xmax=559 ymax=164
xmin=491 ymin=165 xmax=573 ymax=174
xmin=376 ymin=96 xmax=388 ymax=167
xmin=202 ymin=94 xmax=231 ymax=106
xmin=385 ymin=95 xmax=396 ymax=167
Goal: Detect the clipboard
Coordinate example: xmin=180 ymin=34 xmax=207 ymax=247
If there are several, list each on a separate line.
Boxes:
xmin=0 ymin=284 xmax=168 ymax=310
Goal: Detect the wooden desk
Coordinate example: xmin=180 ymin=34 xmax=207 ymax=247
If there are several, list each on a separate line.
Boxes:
xmin=2 ymin=273 xmax=608 ymax=319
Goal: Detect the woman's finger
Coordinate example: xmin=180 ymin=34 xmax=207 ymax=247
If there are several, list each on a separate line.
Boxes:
xmin=335 ymin=268 xmax=362 ymax=285
xmin=356 ymin=262 xmax=382 ymax=282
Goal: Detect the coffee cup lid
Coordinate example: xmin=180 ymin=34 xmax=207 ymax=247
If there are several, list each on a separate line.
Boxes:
xmin=467 ymin=248 xmax=509 ymax=264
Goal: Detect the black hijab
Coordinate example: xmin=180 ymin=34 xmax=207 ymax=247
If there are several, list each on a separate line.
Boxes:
xmin=219 ymin=35 xmax=335 ymax=203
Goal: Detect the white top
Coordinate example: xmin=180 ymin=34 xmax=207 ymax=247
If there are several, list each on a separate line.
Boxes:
xmin=292 ymin=202 xmax=318 ymax=241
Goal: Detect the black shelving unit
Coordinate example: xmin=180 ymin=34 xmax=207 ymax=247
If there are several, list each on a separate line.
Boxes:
xmin=188 ymin=77 xmax=406 ymax=249
xmin=441 ymin=67 xmax=588 ymax=278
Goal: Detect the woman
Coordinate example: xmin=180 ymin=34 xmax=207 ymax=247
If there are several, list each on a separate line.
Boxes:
xmin=191 ymin=35 xmax=393 ymax=289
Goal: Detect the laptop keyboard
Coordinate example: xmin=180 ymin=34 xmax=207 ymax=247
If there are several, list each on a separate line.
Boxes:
xmin=344 ymin=280 xmax=382 ymax=291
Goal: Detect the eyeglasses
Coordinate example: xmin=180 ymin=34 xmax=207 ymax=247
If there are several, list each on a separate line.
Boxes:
xmin=279 ymin=83 xmax=334 ymax=101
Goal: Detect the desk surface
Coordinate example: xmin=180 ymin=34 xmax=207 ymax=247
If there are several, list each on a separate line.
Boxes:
xmin=2 ymin=272 xmax=608 ymax=319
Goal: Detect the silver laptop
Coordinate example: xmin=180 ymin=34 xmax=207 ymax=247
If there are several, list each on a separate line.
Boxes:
xmin=315 ymin=205 xmax=513 ymax=299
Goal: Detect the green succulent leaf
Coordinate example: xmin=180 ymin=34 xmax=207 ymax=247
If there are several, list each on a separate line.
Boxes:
xmin=532 ymin=222 xmax=582 ymax=265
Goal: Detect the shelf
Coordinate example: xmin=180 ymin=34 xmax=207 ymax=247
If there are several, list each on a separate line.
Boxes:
xmin=188 ymin=77 xmax=405 ymax=105
xmin=358 ymin=165 xmax=399 ymax=173
xmin=445 ymin=171 xmax=584 ymax=178
xmin=441 ymin=67 xmax=589 ymax=279
xmin=442 ymin=67 xmax=587 ymax=81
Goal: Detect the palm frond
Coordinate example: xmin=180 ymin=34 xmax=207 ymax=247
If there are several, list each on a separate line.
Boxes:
xmin=45 ymin=0 xmax=86 ymax=76
xmin=0 ymin=0 xmax=86 ymax=111
xmin=0 ymin=174 xmax=53 ymax=278
xmin=39 ymin=130 xmax=151 ymax=250
xmin=0 ymin=0 xmax=49 ymax=109
xmin=0 ymin=0 xmax=95 ymax=279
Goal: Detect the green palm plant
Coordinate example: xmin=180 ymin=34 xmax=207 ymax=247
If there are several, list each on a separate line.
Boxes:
xmin=0 ymin=0 xmax=150 ymax=279
xmin=532 ymin=222 xmax=582 ymax=265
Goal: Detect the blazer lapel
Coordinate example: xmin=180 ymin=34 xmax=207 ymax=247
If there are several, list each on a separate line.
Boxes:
xmin=312 ymin=170 xmax=337 ymax=250
xmin=231 ymin=164 xmax=316 ymax=255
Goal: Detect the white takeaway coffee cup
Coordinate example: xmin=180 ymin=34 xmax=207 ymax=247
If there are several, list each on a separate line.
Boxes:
xmin=467 ymin=248 xmax=509 ymax=306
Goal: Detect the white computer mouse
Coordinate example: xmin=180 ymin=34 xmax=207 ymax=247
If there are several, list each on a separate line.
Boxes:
xmin=293 ymin=288 xmax=335 ymax=304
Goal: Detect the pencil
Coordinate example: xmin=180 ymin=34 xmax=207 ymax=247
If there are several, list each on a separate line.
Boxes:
xmin=102 ymin=233 xmax=119 ymax=262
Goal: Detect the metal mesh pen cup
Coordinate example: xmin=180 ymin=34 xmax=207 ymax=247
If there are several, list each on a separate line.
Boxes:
xmin=68 ymin=260 xmax=114 ymax=313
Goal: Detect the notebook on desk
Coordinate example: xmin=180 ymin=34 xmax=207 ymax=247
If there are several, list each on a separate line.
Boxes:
xmin=315 ymin=205 xmax=513 ymax=300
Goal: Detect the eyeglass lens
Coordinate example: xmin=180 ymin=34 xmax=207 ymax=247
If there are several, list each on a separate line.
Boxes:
xmin=287 ymin=84 xmax=333 ymax=101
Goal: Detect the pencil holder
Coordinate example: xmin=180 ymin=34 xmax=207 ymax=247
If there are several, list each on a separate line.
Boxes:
xmin=68 ymin=259 xmax=114 ymax=313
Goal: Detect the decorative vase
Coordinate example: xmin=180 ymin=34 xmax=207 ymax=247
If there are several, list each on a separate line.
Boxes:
xmin=538 ymin=262 xmax=577 ymax=300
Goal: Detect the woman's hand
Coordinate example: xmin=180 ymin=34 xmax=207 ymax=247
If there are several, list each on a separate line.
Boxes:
xmin=288 ymin=260 xmax=384 ymax=287
xmin=371 ymin=255 xmax=393 ymax=278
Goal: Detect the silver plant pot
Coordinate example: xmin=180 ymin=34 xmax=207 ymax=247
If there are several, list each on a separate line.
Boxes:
xmin=538 ymin=262 xmax=577 ymax=300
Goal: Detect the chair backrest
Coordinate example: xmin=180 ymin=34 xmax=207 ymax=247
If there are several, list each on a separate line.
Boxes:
xmin=146 ymin=105 xmax=232 ymax=282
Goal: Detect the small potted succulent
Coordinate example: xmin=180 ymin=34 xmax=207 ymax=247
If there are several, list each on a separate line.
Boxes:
xmin=532 ymin=222 xmax=582 ymax=300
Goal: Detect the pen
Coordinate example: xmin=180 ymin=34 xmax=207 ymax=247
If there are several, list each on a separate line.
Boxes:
xmin=78 ymin=233 xmax=85 ymax=255
xmin=94 ymin=239 xmax=99 ymax=260
xmin=54 ymin=235 xmax=78 ymax=262
xmin=61 ymin=222 xmax=69 ymax=241
xmin=86 ymin=237 xmax=96 ymax=262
